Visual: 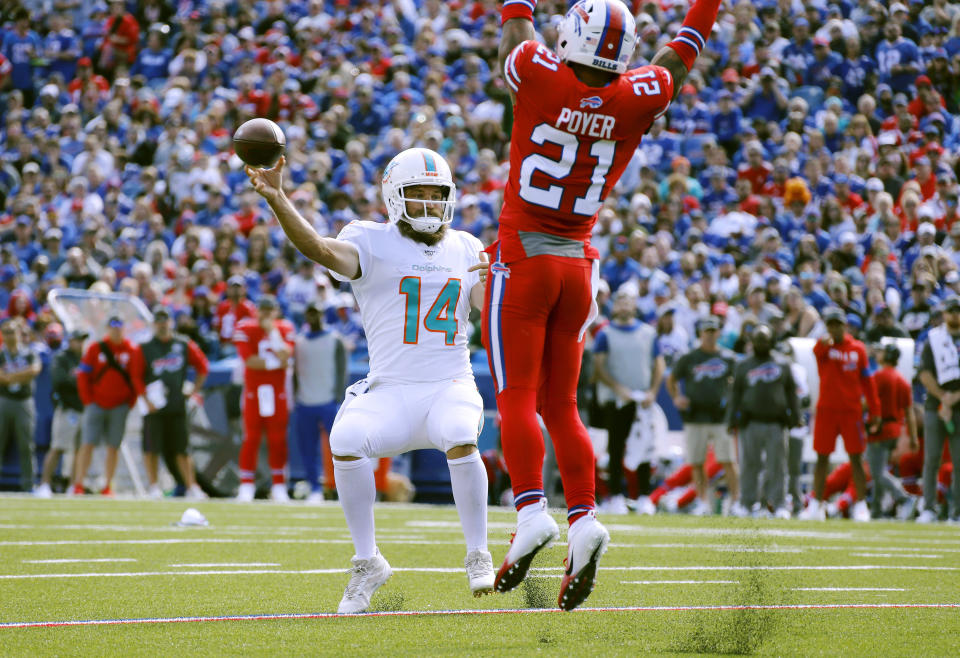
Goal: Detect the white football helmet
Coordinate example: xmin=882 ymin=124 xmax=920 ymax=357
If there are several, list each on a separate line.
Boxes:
xmin=557 ymin=0 xmax=637 ymax=75
xmin=381 ymin=148 xmax=456 ymax=234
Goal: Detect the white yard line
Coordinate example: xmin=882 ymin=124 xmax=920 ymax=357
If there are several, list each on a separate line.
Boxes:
xmin=168 ymin=563 xmax=281 ymax=568
xmin=851 ymin=553 xmax=942 ymax=559
xmin=0 ymin=538 xmax=464 ymax=547
xmin=793 ymin=587 xmax=907 ymax=592
xmin=4 ymin=603 xmax=960 ymax=629
xmin=22 ymin=558 xmax=138 ymax=564
xmin=621 ymin=580 xmax=739 ymax=585
xmin=1 ymin=564 xmax=957 ymax=581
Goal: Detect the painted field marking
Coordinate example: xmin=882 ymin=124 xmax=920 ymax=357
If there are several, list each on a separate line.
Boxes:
xmin=851 ymin=553 xmax=942 ymax=559
xmin=621 ymin=580 xmax=739 ymax=585
xmin=22 ymin=559 xmax=137 ymax=565
xmin=2 ymin=564 xmax=959 ymax=581
xmin=793 ymin=587 xmax=907 ymax=592
xmin=3 ymin=603 xmax=960 ymax=630
xmin=168 ymin=563 xmax=281 ymax=568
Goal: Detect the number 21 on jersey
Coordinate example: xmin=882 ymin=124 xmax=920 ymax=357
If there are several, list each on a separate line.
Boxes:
xmin=399 ymin=277 xmax=461 ymax=345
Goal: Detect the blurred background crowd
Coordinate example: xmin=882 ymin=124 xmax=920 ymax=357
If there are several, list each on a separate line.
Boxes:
xmin=1 ymin=0 xmax=959 ymax=508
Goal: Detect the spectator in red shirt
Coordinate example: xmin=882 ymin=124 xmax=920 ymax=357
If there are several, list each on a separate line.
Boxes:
xmin=835 ymin=175 xmax=864 ymax=215
xmin=737 ymin=141 xmax=773 ymax=195
xmin=214 ymin=275 xmax=257 ymax=347
xmin=914 ymin=157 xmax=938 ymax=201
xmin=908 ymin=76 xmax=946 ymax=122
xmin=800 ymin=306 xmax=881 ymax=521
xmin=100 ymin=0 xmax=140 ymax=74
xmin=67 ymin=58 xmax=109 ymax=96
xmin=73 ymin=315 xmax=145 ymax=496
xmin=866 ymin=343 xmax=918 ymax=519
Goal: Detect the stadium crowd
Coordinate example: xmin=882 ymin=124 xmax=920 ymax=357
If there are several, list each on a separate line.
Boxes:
xmin=1 ymin=0 xmax=959 ymax=520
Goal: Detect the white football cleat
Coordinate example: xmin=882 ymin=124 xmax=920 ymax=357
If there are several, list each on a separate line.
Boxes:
xmin=147 ymin=484 xmax=164 ymax=500
xmin=33 ymin=483 xmax=53 ymax=499
xmin=270 ymin=483 xmax=290 ymax=502
xmin=851 ymin=500 xmax=871 ymax=522
xmin=494 ymin=498 xmax=560 ymax=593
xmin=464 ymin=549 xmax=495 ymax=597
xmin=632 ymin=495 xmax=656 ymax=516
xmin=558 ymin=511 xmax=610 ymax=611
xmin=773 ymin=507 xmax=792 ymax=520
xmin=728 ymin=501 xmax=750 ymax=518
xmin=235 ymin=482 xmax=255 ymax=502
xmin=916 ymin=509 xmax=937 ymax=524
xmin=798 ymin=499 xmax=826 ymax=521
xmin=305 ymin=491 xmax=326 ymax=504
xmin=689 ymin=499 xmax=711 ymax=517
xmin=338 ymin=551 xmax=393 ymax=614
xmin=185 ymin=484 xmax=207 ymax=500
xmin=896 ymin=496 xmax=918 ymax=521
xmin=601 ymin=494 xmax=629 ymax=515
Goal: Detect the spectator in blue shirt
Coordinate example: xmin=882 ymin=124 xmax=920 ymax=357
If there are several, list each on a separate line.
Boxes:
xmin=602 ymin=236 xmax=644 ymax=294
xmin=1 ymin=8 xmax=42 ymax=105
xmin=669 ymin=84 xmax=712 ymax=135
xmin=742 ymin=67 xmax=789 ymax=122
xmin=42 ymin=13 xmax=80 ymax=84
xmin=876 ymin=21 xmax=921 ymax=91
xmin=130 ymin=26 xmax=173 ymax=82
xmin=805 ymin=37 xmax=843 ymax=88
xmin=782 ymin=18 xmax=814 ymax=85
xmin=711 ymin=91 xmax=743 ymax=157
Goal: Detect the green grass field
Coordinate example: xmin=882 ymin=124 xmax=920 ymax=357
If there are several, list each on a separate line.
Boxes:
xmin=1 ymin=496 xmax=959 ymax=656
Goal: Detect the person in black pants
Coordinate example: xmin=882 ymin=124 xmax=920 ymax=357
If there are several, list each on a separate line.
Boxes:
xmin=139 ymin=306 xmax=209 ymax=499
xmin=593 ymin=287 xmax=665 ymax=514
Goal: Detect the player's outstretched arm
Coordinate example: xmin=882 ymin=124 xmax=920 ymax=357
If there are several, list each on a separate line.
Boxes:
xmin=246 ymin=157 xmax=361 ymax=280
xmin=652 ymin=0 xmax=723 ymax=101
xmin=498 ymin=0 xmax=537 ymax=105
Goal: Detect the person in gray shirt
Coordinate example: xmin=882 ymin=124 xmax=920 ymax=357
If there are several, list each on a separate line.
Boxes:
xmin=667 ymin=316 xmax=740 ymax=516
xmin=593 ymin=287 xmax=665 ymax=515
xmin=727 ymin=325 xmax=801 ymax=519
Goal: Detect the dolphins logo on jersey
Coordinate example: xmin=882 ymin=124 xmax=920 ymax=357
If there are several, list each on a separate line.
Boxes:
xmin=580 ymin=96 xmax=603 ymax=109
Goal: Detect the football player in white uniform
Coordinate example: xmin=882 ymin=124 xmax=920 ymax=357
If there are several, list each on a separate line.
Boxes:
xmin=246 ymin=148 xmax=494 ymax=614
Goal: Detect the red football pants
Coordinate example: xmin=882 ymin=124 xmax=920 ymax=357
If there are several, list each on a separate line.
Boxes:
xmin=482 ymin=254 xmax=596 ymax=516
xmin=239 ymin=388 xmax=289 ymax=485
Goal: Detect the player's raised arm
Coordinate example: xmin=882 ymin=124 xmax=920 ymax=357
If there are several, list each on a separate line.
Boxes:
xmin=246 ymin=157 xmax=361 ymax=280
xmin=498 ymin=2 xmax=537 ymax=104
xmin=650 ymin=0 xmax=723 ymax=100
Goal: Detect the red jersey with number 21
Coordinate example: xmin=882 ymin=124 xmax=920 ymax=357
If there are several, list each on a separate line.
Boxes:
xmin=499 ymin=40 xmax=674 ymax=262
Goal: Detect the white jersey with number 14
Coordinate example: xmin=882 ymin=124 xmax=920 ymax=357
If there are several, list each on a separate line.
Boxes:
xmin=330 ymin=220 xmax=483 ymax=385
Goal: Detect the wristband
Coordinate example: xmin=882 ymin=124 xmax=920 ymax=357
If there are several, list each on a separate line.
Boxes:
xmin=666 ymin=0 xmax=721 ymax=71
xmin=501 ymin=0 xmax=536 ymax=24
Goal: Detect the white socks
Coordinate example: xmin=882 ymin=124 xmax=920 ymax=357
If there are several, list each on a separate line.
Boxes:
xmin=448 ymin=451 xmax=489 ymax=553
xmin=334 ymin=457 xmax=377 ymax=560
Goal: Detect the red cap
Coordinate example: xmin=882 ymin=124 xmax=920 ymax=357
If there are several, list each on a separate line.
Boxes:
xmin=681 ymin=83 xmax=696 ymax=95
xmin=78 ymin=57 xmax=92 ymax=67
xmin=711 ymin=301 xmax=729 ymax=317
xmin=916 ymin=74 xmax=932 ymax=87
xmin=813 ymin=36 xmax=829 ymax=47
xmin=721 ymin=68 xmax=739 ymax=83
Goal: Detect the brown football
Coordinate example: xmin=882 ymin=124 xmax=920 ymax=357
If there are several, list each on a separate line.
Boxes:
xmin=233 ymin=118 xmax=286 ymax=168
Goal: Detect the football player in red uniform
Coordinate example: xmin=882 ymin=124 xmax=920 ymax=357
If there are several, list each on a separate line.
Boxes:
xmin=233 ymin=294 xmax=296 ymax=501
xmin=488 ymin=0 xmax=722 ymax=610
